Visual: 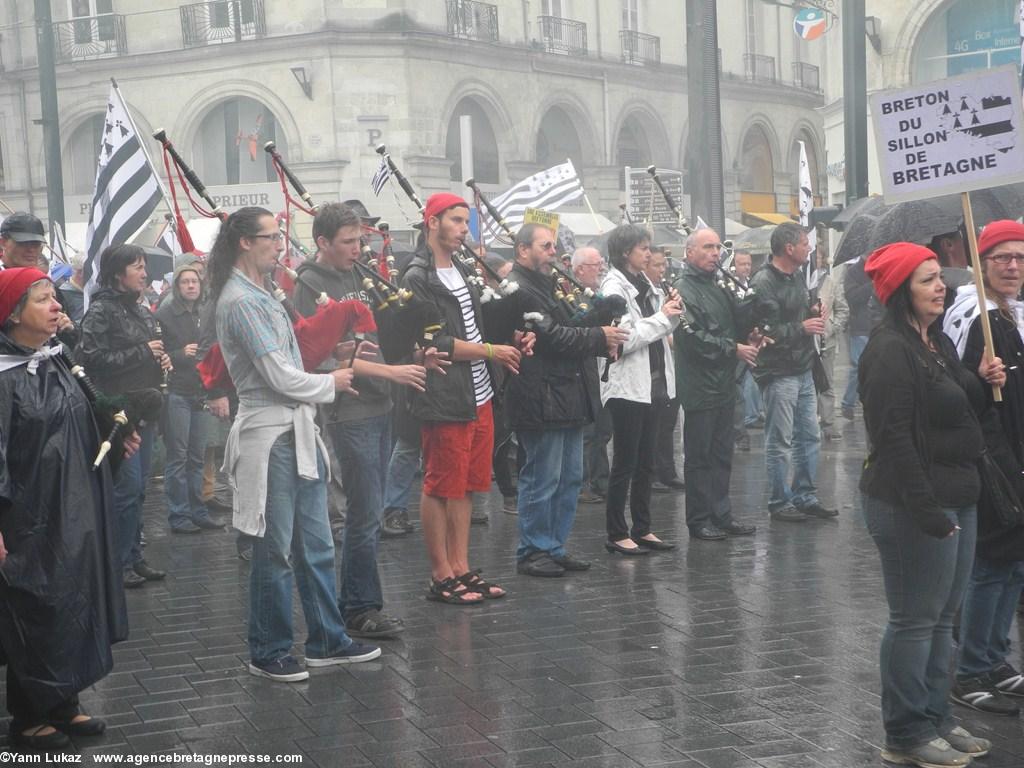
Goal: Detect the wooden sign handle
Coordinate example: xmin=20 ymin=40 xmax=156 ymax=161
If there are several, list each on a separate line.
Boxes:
xmin=961 ymin=191 xmax=1003 ymax=402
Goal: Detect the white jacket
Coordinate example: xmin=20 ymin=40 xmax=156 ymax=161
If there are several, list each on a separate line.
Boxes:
xmin=598 ymin=267 xmax=679 ymax=405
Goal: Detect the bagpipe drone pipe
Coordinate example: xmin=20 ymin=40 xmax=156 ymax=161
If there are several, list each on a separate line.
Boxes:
xmin=56 ymin=346 xmax=163 ymax=475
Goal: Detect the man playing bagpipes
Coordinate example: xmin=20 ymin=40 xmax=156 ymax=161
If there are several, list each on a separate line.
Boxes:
xmin=206 ymin=207 xmax=382 ymax=682
xmin=292 ymin=202 xmax=439 ymax=640
xmin=504 ymin=224 xmax=629 ymax=578
xmin=401 ymin=193 xmax=528 ymax=605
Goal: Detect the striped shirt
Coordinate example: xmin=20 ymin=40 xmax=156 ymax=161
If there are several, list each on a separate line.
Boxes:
xmin=436 ymin=266 xmax=493 ymax=406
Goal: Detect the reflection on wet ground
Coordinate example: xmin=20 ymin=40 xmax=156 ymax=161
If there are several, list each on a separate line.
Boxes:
xmin=5 ymin=412 xmax=1024 ymax=766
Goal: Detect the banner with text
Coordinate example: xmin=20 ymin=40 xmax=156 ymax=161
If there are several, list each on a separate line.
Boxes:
xmin=870 ymin=64 xmax=1024 ymax=203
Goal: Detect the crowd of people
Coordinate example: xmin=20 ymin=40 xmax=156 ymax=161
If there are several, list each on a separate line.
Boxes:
xmin=1 ymin=199 xmax=1024 ymax=768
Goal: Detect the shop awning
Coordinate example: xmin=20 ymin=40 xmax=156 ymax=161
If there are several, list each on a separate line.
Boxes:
xmin=744 ymin=211 xmax=794 ymax=226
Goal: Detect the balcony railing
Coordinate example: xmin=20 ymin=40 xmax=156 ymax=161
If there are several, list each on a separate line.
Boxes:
xmin=446 ymin=0 xmax=499 ymax=43
xmin=792 ymin=61 xmax=821 ymax=92
xmin=180 ymin=0 xmax=266 ymax=47
xmin=54 ymin=14 xmax=126 ymax=62
xmin=538 ymin=15 xmax=587 ymax=56
xmin=620 ymin=29 xmax=660 ymax=65
xmin=744 ymin=53 xmax=776 ymax=83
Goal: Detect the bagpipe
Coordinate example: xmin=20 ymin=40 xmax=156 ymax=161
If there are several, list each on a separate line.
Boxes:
xmin=374 ymin=144 xmax=539 ymax=344
xmin=55 ymin=346 xmax=162 ymax=475
xmin=265 ymin=142 xmax=443 ymax=364
xmin=152 ymin=130 xmax=402 ymax=387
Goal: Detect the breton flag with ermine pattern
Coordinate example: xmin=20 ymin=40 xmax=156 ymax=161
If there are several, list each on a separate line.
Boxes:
xmin=83 ymin=81 xmax=163 ymax=305
xmin=480 ymin=160 xmax=584 ymax=245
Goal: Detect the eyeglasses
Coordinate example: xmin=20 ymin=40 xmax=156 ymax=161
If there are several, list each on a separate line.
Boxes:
xmin=986 ymin=253 xmax=1024 ymax=265
xmin=580 ymin=261 xmax=604 ymax=268
xmin=249 ymin=232 xmax=284 ymax=242
xmin=536 ymin=241 xmax=557 ymax=251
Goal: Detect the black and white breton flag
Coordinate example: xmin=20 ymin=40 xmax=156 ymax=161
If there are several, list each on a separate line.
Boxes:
xmin=480 ymin=160 xmax=584 ymax=245
xmin=83 ymin=82 xmax=162 ymax=302
xmin=371 ymin=157 xmax=392 ymax=196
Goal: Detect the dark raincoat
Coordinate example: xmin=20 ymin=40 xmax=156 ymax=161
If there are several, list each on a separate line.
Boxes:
xmin=0 ymin=333 xmax=127 ymax=710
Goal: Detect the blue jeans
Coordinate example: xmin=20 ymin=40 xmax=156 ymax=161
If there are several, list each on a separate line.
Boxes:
xmin=249 ymin=432 xmax=353 ymax=664
xmin=113 ymin=422 xmax=155 ymax=570
xmin=327 ymin=414 xmax=390 ymax=621
xmin=862 ymin=496 xmax=976 ymax=750
xmin=957 ymin=557 xmax=1024 ymax=678
xmin=164 ymin=393 xmax=213 ymax=530
xmin=739 ymin=368 xmax=763 ymax=426
xmin=842 ymin=334 xmax=869 ymax=411
xmin=516 ymin=428 xmax=583 ymax=561
xmin=762 ymin=371 xmax=820 ymax=512
xmin=382 ymin=435 xmax=420 ymax=512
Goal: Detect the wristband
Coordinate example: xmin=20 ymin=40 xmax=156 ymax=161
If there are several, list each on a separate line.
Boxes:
xmin=485 ymin=343 xmax=494 ymax=359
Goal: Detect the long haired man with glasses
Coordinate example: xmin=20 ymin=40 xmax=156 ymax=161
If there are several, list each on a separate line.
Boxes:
xmin=207 ymin=207 xmax=381 ymax=682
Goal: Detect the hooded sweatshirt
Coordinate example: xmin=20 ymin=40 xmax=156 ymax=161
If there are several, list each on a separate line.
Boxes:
xmin=155 ymin=264 xmax=205 ymax=397
xmin=292 ymin=259 xmax=391 ymax=423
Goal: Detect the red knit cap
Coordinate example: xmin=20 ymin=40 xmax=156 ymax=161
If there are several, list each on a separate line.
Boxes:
xmin=0 ymin=267 xmax=49 ymax=326
xmin=977 ymin=219 xmax=1024 ymax=257
xmin=865 ymin=242 xmax=937 ymax=306
xmin=423 ymin=193 xmax=468 ymax=223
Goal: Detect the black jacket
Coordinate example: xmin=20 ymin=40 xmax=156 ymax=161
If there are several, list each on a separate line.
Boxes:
xmin=748 ymin=262 xmax=816 ymax=383
xmin=77 ymin=288 xmax=163 ymax=396
xmin=505 ymin=262 xmax=606 ymax=431
xmin=843 ymin=259 xmax=876 ymax=336
xmin=155 ymin=296 xmax=205 ymax=398
xmin=859 ymin=325 xmax=985 ymax=538
xmin=962 ymin=309 xmax=1024 ymax=561
xmin=673 ymin=264 xmax=743 ymax=411
xmin=400 ymin=246 xmax=492 ymax=423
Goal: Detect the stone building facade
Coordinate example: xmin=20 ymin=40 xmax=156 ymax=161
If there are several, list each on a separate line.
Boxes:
xmin=0 ymin=0 xmax=830 ymax=243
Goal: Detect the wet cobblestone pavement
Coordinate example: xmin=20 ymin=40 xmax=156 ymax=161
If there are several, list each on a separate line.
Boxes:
xmin=5 ymin=413 xmax=1024 ymax=766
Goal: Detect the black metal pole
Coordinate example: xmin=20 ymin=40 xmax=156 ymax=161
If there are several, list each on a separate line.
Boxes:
xmin=842 ymin=0 xmax=869 ymax=202
xmin=685 ymin=0 xmax=725 ymax=234
xmin=33 ymin=0 xmax=65 ymax=233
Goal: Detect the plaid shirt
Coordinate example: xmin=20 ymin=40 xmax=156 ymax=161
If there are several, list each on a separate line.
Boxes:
xmin=216 ymin=270 xmax=303 ymax=408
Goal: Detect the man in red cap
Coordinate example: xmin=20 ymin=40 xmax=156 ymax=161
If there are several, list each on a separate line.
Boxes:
xmin=400 ymin=194 xmax=523 ymax=604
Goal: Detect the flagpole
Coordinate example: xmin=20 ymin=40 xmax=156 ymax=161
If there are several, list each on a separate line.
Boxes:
xmin=568 ymin=159 xmax=605 ymax=235
xmin=110 ymin=77 xmax=176 ymax=223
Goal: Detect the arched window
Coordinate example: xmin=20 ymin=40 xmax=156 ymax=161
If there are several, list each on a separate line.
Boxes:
xmin=536 ymin=106 xmax=583 ymax=176
xmin=65 ymin=114 xmax=106 ymax=194
xmin=739 ymin=125 xmax=774 ymax=193
xmin=912 ymin=0 xmax=1017 ymax=82
xmin=615 ymin=114 xmax=652 ymax=189
xmin=193 ymin=97 xmax=280 ymax=186
xmin=445 ymin=98 xmax=500 ymax=184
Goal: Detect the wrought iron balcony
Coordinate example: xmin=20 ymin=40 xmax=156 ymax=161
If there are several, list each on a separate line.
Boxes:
xmin=620 ymin=30 xmax=660 ymax=65
xmin=53 ymin=14 xmax=126 ymax=62
xmin=180 ymin=0 xmax=266 ymax=47
xmin=744 ymin=53 xmax=776 ymax=83
xmin=538 ymin=16 xmax=587 ymax=56
xmin=792 ymin=61 xmax=821 ymax=92
xmin=446 ymin=0 xmax=499 ymax=43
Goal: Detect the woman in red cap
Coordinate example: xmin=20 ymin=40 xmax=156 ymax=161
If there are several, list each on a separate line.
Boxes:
xmin=859 ymin=243 xmax=1004 ymax=767
xmin=942 ymin=220 xmax=1024 ymax=717
xmin=0 ymin=269 xmax=127 ymax=749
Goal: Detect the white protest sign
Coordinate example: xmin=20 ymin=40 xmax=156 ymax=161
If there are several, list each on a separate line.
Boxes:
xmin=870 ymin=65 xmax=1024 ymax=204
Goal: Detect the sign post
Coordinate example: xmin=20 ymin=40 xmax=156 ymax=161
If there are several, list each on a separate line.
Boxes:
xmin=870 ymin=64 xmax=1024 ymax=401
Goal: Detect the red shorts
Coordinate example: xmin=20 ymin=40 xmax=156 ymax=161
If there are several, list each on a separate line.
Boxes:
xmin=421 ymin=401 xmax=494 ymax=499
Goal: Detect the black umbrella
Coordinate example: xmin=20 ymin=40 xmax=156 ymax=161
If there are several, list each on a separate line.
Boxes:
xmin=834 ymin=197 xmax=891 ymax=264
xmin=831 ymin=195 xmax=885 ymax=229
xmin=140 ymin=246 xmax=174 ymax=282
xmin=867 ymin=199 xmax=959 ymax=252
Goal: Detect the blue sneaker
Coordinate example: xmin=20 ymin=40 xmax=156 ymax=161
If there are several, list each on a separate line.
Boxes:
xmin=248 ymin=655 xmax=309 ymax=682
xmin=305 ymin=642 xmax=382 ymax=667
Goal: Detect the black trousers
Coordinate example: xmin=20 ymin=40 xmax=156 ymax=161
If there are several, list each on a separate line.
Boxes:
xmin=654 ymin=399 xmax=681 ymax=482
xmin=605 ymin=398 xmax=659 ymax=540
xmin=682 ymin=402 xmax=736 ymax=531
xmin=583 ymin=402 xmax=613 ymax=495
xmin=6 ymin=667 xmax=80 ymax=726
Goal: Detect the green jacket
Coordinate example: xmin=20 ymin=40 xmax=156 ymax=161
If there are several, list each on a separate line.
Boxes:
xmin=673 ymin=264 xmax=740 ymax=412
